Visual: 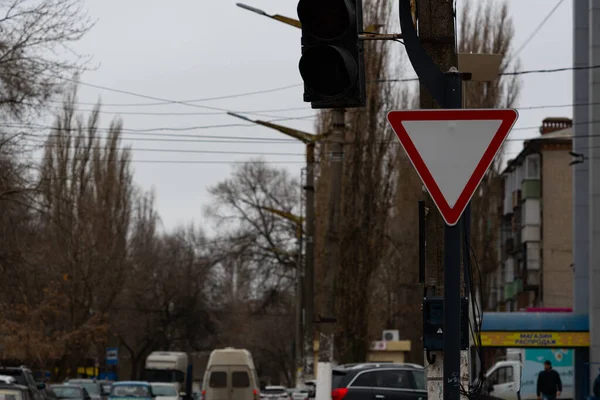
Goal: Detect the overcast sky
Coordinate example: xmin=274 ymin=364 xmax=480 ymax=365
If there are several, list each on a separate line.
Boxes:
xmin=63 ymin=0 xmax=572 ymax=233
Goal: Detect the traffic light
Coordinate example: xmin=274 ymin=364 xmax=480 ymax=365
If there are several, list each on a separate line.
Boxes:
xmin=297 ymin=0 xmax=366 ymax=109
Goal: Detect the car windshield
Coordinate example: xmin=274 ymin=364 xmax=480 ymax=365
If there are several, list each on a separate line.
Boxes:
xmin=68 ymin=383 xmax=98 ymax=396
xmin=145 ymin=370 xmax=179 ymax=384
xmin=111 ymin=386 xmax=150 ymax=398
xmin=0 ymin=389 xmax=23 ymax=400
xmin=53 ymin=387 xmax=83 ymax=399
xmin=151 ymin=386 xmax=176 ymax=397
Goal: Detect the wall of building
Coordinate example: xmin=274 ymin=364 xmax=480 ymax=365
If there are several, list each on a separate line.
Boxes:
xmin=541 ymin=148 xmax=573 ymax=307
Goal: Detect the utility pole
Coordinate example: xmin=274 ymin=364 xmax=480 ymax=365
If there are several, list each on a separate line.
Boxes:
xmin=398 ymin=2 xmax=465 ymax=400
xmin=295 ymin=205 xmax=304 ymax=388
xmin=417 ymin=0 xmax=457 ymax=296
xmin=304 ymin=142 xmax=316 ymax=382
xmin=317 ymin=108 xmax=345 ymax=388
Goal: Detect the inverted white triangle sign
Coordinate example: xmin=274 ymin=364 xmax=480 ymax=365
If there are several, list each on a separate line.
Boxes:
xmin=387 ymin=109 xmax=519 ymax=226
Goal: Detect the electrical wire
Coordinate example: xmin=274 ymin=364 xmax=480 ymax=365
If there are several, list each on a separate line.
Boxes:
xmin=42 ymin=64 xmax=600 ymax=110
xmin=513 ymin=0 xmax=566 ymax=56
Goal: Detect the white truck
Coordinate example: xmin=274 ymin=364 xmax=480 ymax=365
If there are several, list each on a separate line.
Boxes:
xmin=144 ymin=352 xmax=192 ymax=398
xmin=484 ymin=349 xmax=574 ymax=400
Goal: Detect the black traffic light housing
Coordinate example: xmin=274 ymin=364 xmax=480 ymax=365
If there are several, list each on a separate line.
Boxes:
xmin=297 ymin=0 xmax=366 ymax=109
xmin=423 ymin=297 xmax=470 ymax=351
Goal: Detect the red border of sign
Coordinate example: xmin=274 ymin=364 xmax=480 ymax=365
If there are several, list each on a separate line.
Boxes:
xmin=387 ymin=109 xmax=519 ymax=226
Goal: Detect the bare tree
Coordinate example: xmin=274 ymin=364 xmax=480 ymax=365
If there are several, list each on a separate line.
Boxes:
xmin=206 ymin=160 xmax=301 ymax=300
xmin=116 ymin=192 xmax=216 ymax=378
xmin=33 ymin=83 xmax=133 ymax=373
xmin=0 ymin=0 xmax=93 ymax=119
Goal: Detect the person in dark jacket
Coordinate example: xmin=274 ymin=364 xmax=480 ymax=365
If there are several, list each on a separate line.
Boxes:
xmin=593 ymin=367 xmax=600 ymax=399
xmin=537 ymin=360 xmax=562 ymax=400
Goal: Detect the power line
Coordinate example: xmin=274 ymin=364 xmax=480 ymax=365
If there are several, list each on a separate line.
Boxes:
xmin=513 ymin=0 xmax=565 ymax=56
xmin=32 ymin=158 xmax=309 ymax=165
xmin=54 ymin=63 xmax=600 ymax=109
xmin=23 ymin=139 xmax=305 ymax=157
xmin=378 ymin=63 xmax=600 ymax=83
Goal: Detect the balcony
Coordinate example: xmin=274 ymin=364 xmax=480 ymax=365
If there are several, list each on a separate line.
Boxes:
xmin=503 ymin=282 xmax=515 ymax=301
xmin=522 ymin=179 xmax=541 ymax=199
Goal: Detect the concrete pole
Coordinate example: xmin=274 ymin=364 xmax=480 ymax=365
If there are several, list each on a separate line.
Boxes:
xmin=303 ymin=143 xmax=316 ymax=382
xmin=316 ymin=108 xmax=345 ymax=400
xmin=295 ymin=204 xmax=304 ymax=388
xmin=573 ymin=1 xmax=590 ymax=398
xmin=589 ymin=0 xmax=600 ymax=391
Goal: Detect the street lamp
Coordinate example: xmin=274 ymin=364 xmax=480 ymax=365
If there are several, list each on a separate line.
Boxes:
xmin=235 ymin=2 xmax=399 ymax=38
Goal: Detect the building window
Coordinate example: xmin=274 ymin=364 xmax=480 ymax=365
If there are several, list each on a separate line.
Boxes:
xmin=525 ymin=154 xmax=540 ymax=179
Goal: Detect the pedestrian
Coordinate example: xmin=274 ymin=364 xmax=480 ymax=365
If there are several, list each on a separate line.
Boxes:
xmin=593 ymin=367 xmax=600 ymax=399
xmin=537 ymin=360 xmax=562 ymax=400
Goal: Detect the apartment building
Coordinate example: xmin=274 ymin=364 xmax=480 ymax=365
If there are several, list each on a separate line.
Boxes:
xmin=489 ymin=117 xmax=573 ymax=311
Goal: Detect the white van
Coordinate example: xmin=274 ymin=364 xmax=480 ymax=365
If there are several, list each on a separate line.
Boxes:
xmin=202 ymin=348 xmax=259 ymax=400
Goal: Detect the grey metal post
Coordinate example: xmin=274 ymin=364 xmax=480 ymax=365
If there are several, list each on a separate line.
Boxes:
xmin=573 ymin=1 xmax=590 ymax=398
xmin=589 ymin=0 xmax=600 ymax=392
xmin=443 ymin=68 xmax=463 ymax=400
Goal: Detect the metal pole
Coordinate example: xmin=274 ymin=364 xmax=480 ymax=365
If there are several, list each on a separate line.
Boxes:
xmin=304 ymin=143 xmax=316 ymax=381
xmin=316 ymin=108 xmax=345 ymax=400
xmin=419 ymin=200 xmax=426 ymax=286
xmin=443 ymin=68 xmax=463 ymax=400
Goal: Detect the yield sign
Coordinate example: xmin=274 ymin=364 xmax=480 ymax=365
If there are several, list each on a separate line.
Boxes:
xmin=387 ymin=109 xmax=519 ymax=226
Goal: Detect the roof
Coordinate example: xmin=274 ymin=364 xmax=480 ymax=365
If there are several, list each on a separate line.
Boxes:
xmin=334 ymin=363 xmax=423 ymax=371
xmin=112 ymin=382 xmax=151 ymax=386
xmin=481 ymin=312 xmax=589 ymax=332
xmin=503 ymin=126 xmax=572 ymax=175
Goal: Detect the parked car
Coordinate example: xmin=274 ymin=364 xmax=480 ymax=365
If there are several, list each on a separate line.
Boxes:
xmin=51 ymin=385 xmax=92 ymax=400
xmin=330 ymin=363 xmax=426 ymax=400
xmin=261 ymin=387 xmax=289 ymax=400
xmin=150 ymin=383 xmax=179 ymax=400
xmin=287 ymin=389 xmax=309 ymax=400
xmin=0 ymin=382 xmax=35 ymax=400
xmin=97 ymin=381 xmax=112 ymax=399
xmin=109 ymin=382 xmax=154 ymax=400
xmin=39 ymin=384 xmax=58 ymax=400
xmin=64 ymin=380 xmax=104 ymax=400
xmin=0 ymin=366 xmax=45 ymax=400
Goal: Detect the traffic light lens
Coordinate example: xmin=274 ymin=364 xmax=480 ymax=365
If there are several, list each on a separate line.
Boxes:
xmin=299 ymin=45 xmax=358 ymax=97
xmin=297 ymin=0 xmax=354 ymax=40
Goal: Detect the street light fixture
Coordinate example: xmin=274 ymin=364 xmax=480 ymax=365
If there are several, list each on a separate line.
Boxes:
xmin=235 ymin=2 xmax=399 ymax=38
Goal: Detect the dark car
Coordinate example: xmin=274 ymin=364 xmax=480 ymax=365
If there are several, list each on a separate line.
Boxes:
xmin=0 ymin=367 xmax=45 ymax=400
xmin=51 ymin=385 xmax=92 ymax=400
xmin=330 ymin=363 xmax=426 ymax=400
xmin=0 ymin=383 xmax=36 ymax=400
